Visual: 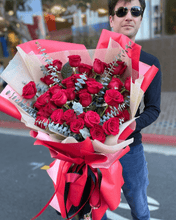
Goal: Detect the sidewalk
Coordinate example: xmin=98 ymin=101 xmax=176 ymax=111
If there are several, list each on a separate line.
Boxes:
xmin=0 ymin=91 xmax=176 ymax=146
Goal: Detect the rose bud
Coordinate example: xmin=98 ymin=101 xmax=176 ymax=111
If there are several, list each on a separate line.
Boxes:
xmin=33 ymin=91 xmax=51 ymax=110
xmin=71 ymin=73 xmax=84 ymax=83
xmin=45 ymin=59 xmax=62 ymax=72
xmin=78 ymin=63 xmax=93 ymax=77
xmin=63 ymin=109 xmax=77 ymax=125
xmin=51 ymin=90 xmax=67 ymax=107
xmin=48 ymin=84 xmax=62 ymax=96
xmin=68 ymin=55 xmax=81 ymax=67
xmin=79 ymin=92 xmax=92 ymax=107
xmin=65 ymin=88 xmax=76 ymax=101
xmin=90 ymin=125 xmax=106 ymax=143
xmin=35 ymin=116 xmax=49 ymax=129
xmin=40 ymin=75 xmax=54 ymax=86
xmin=124 ymin=77 xmax=131 ymax=92
xmin=22 ymin=81 xmax=37 ymax=99
xmin=70 ymin=118 xmax=84 ymax=134
xmin=84 ymin=111 xmax=100 ymax=128
xmin=104 ymin=89 xmax=124 ymax=107
xmin=111 ymin=60 xmax=127 ymax=75
xmin=36 ymin=101 xmax=57 ymax=118
xmin=77 ymin=112 xmax=85 ymax=120
xmin=103 ymin=117 xmax=120 ymax=136
xmin=86 ymin=79 xmax=103 ymax=94
xmin=50 ymin=109 xmax=64 ymax=124
xmin=108 ymin=77 xmax=124 ymax=91
xmin=62 ymin=76 xmax=75 ymax=88
xmin=52 ymin=59 xmax=62 ymax=71
xmin=93 ymin=58 xmax=108 ymax=75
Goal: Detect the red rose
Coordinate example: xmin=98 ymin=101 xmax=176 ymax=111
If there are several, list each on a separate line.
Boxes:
xmin=108 ymin=77 xmax=123 ymax=91
xmin=79 ymin=92 xmax=92 ymax=107
xmin=78 ymin=63 xmax=92 ymax=76
xmin=40 ymin=75 xmax=54 ymax=86
xmin=124 ymin=77 xmax=131 ymax=92
xmin=52 ymin=59 xmax=62 ymax=71
xmin=35 ymin=116 xmax=49 ymax=129
xmin=36 ymin=101 xmax=57 ymax=118
xmin=70 ymin=118 xmax=84 ymax=134
xmin=84 ymin=111 xmax=100 ymax=128
xmin=104 ymin=89 xmax=124 ymax=106
xmin=65 ymin=88 xmax=76 ymax=101
xmin=68 ymin=55 xmax=81 ymax=67
xmin=48 ymin=84 xmax=62 ymax=96
xmin=93 ymin=58 xmax=107 ymax=75
xmin=22 ymin=81 xmax=37 ymax=99
xmin=63 ymin=109 xmax=77 ymax=125
xmin=86 ymin=79 xmax=103 ymax=94
xmin=77 ymin=112 xmax=85 ymax=120
xmin=45 ymin=59 xmax=62 ymax=71
xmin=50 ymin=109 xmax=64 ymax=124
xmin=120 ymin=109 xmax=130 ymax=122
xmin=90 ymin=125 xmax=106 ymax=143
xmin=77 ymin=88 xmax=88 ymax=96
xmin=103 ymin=117 xmax=119 ymax=135
xmin=71 ymin=73 xmax=84 ymax=83
xmin=33 ymin=91 xmax=51 ymax=110
xmin=111 ymin=61 xmax=127 ymax=75
xmin=62 ymin=76 xmax=75 ymax=88
xmin=51 ymin=90 xmax=67 ymax=107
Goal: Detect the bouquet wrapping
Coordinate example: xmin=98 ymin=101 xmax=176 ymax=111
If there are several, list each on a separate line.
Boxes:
xmin=0 ymin=29 xmax=158 ymax=220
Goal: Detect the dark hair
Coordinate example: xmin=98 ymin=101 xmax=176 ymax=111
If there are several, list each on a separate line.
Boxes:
xmin=0 ymin=61 xmax=4 ymax=65
xmin=108 ymin=0 xmax=146 ymax=17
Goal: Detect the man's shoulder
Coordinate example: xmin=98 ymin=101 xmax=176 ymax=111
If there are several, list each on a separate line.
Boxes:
xmin=140 ymin=50 xmax=160 ymax=67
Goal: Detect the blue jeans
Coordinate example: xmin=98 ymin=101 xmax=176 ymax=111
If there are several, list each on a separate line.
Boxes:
xmin=102 ymin=144 xmax=149 ymax=220
xmin=120 ymin=143 xmax=150 ymax=220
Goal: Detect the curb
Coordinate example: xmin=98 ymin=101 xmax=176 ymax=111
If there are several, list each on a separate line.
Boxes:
xmin=0 ymin=121 xmax=29 ymax=130
xmin=142 ymin=133 xmax=176 ymax=147
xmin=0 ymin=120 xmax=175 ymax=146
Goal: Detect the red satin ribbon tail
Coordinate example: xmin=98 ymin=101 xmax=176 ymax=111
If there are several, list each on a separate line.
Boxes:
xmin=31 ymin=192 xmax=56 ymax=220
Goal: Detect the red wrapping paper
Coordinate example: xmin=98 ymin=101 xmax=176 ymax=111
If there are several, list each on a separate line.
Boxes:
xmin=18 ymin=39 xmax=87 ymax=54
xmin=0 ymin=95 xmax=21 ymax=120
xmin=96 ymin=29 xmax=141 ymax=80
xmin=32 ymin=136 xmax=130 ymax=220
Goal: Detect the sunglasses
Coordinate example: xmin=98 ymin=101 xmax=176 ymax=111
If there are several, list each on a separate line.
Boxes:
xmin=114 ymin=6 xmax=143 ymax=17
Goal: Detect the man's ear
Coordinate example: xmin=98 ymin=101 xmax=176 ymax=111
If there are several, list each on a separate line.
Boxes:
xmin=109 ymin=15 xmax=114 ymax=28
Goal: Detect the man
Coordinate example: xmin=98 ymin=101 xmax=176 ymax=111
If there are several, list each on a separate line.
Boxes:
xmin=101 ymin=0 xmax=161 ymax=220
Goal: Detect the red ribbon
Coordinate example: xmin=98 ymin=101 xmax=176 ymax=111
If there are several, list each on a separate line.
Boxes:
xmin=31 ymin=138 xmax=127 ymax=220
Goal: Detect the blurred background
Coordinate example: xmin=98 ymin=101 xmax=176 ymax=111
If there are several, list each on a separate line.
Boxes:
xmin=0 ymin=0 xmax=175 ymax=91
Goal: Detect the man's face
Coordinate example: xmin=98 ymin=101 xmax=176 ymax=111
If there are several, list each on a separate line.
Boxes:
xmin=109 ymin=0 xmax=142 ymax=41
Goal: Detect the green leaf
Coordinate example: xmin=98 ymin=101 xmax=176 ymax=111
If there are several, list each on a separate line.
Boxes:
xmin=61 ymin=62 xmax=73 ymax=79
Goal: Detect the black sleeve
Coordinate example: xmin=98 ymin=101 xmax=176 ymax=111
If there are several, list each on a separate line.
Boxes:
xmin=135 ymin=56 xmax=162 ymax=132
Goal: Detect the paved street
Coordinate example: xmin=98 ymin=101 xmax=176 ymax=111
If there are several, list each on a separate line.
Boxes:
xmin=0 ymin=130 xmax=176 ymax=220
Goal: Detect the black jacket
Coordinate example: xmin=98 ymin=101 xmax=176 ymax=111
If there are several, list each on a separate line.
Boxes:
xmin=128 ymin=50 xmax=162 ymax=147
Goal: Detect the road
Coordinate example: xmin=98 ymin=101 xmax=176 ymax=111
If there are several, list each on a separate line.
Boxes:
xmin=0 ymin=129 xmax=175 ymax=220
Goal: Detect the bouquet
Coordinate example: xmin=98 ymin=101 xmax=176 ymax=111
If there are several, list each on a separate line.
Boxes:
xmin=0 ymin=29 xmax=158 ymax=220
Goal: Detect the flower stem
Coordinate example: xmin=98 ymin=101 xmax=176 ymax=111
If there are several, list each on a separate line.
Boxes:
xmin=101 ymin=105 xmax=108 ymax=117
xmin=120 ymin=88 xmax=126 ymax=94
xmin=64 ymin=104 xmax=70 ymax=109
